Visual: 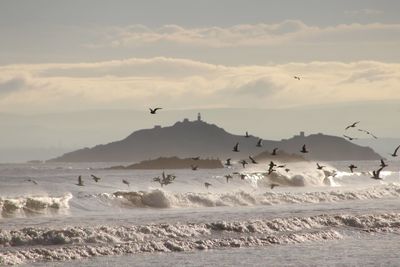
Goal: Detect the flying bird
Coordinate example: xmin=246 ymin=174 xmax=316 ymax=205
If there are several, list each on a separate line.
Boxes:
xmin=316 ymin=163 xmax=325 ymax=170
xmin=358 ymin=129 xmax=377 ymax=139
xmin=256 ymin=139 xmax=263 ymax=147
xmin=239 ymin=160 xmax=248 ymax=168
xmin=285 ymin=168 xmax=290 ymax=173
xmin=343 ymin=135 xmax=357 ymax=141
xmin=249 ymin=156 xmax=258 ymax=164
xmin=270 ymin=183 xmax=280 ymax=189
xmin=122 ymin=179 xmax=130 ymax=187
xmin=225 ymin=174 xmax=233 ymax=183
xmin=91 ymin=174 xmax=101 ymax=183
xmin=225 ymin=158 xmax=232 ymax=167
xmin=204 ymin=182 xmax=212 ymax=189
xmin=391 ymin=145 xmax=400 ymax=157
xmin=269 ymin=161 xmax=277 ymax=169
xmin=380 ymin=159 xmax=388 ymax=168
xmin=300 ymin=144 xmax=309 ymax=153
xmin=149 ymin=107 xmax=162 ymax=114
xmin=345 ymin=121 xmax=360 ymax=130
xmin=233 ymin=142 xmax=240 ymax=152
xmin=25 ymin=178 xmax=38 ymax=185
xmin=348 ymin=164 xmax=357 ymax=173
xmin=371 ymin=167 xmax=384 ymax=180
xmin=271 ymin=148 xmax=278 ymax=156
xmin=76 ymin=175 xmax=84 ymax=186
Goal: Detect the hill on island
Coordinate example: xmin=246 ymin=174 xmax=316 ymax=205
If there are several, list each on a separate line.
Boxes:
xmin=109 ymin=157 xmax=223 ymax=170
xmin=48 ymin=116 xmax=382 ymax=162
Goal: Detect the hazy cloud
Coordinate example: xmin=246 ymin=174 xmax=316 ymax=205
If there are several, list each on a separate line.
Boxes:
xmin=344 ymin=9 xmax=384 ymax=16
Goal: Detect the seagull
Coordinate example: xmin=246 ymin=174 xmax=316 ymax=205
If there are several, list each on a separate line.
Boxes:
xmin=25 ymin=178 xmax=38 ymax=185
xmin=122 ymin=179 xmax=130 ymax=187
xmin=76 ymin=175 xmax=84 ymax=186
xmin=343 ymin=135 xmax=357 ymax=141
xmin=271 ymin=148 xmax=278 ymax=156
xmin=270 ymin=183 xmax=280 ymax=189
xmin=225 ymin=158 xmax=232 ymax=167
xmin=345 ymin=121 xmax=360 ymax=130
xmin=285 ymin=168 xmax=290 ymax=173
xmin=358 ymin=129 xmax=378 ymax=139
xmin=245 ymin=131 xmax=250 ymax=138
xmin=204 ymin=182 xmax=212 ymax=189
xmin=191 ymin=157 xmax=200 ymax=160
xmin=391 ymin=145 xmax=400 ymax=157
xmin=316 ymin=163 xmax=325 ymax=170
xmin=256 ymin=139 xmax=263 ymax=147
xmin=348 ymin=164 xmax=357 ymax=173
xmin=380 ymin=159 xmax=388 ymax=168
xmin=233 ymin=142 xmax=240 ymax=152
xmin=191 ymin=165 xmax=198 ymax=171
xmin=239 ymin=160 xmax=248 ymax=168
xmin=300 ymin=144 xmax=308 ymax=153
xmin=268 ymin=161 xmax=277 ymax=169
xmin=293 ymin=76 xmax=301 ymax=80
xmin=91 ymin=174 xmax=101 ymax=183
xmin=225 ymin=174 xmax=233 ymax=183
xmin=371 ymin=167 xmax=384 ymax=180
xmin=149 ymin=107 xmax=162 ymax=114
xmin=249 ymin=156 xmax=258 ymax=164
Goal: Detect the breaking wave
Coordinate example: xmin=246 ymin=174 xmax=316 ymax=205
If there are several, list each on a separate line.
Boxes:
xmin=0 ymin=193 xmax=72 ymax=218
xmin=88 ymin=183 xmax=400 ymax=209
xmin=1 ymin=213 xmax=399 ymax=265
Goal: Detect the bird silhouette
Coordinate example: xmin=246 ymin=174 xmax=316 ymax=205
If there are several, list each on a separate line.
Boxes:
xmin=343 ymin=135 xmax=357 ymax=141
xmin=239 ymin=173 xmax=246 ymax=180
xmin=25 ymin=178 xmax=38 ymax=185
xmin=245 ymin=131 xmax=250 ymax=138
xmin=239 ymin=160 xmax=248 ymax=168
xmin=249 ymin=156 xmax=258 ymax=164
xmin=149 ymin=107 xmax=162 ymax=114
xmin=225 ymin=174 xmax=233 ymax=183
xmin=271 ymin=148 xmax=278 ymax=156
xmin=348 ymin=164 xmax=357 ymax=173
xmin=91 ymin=174 xmax=101 ymax=183
xmin=122 ymin=179 xmax=130 ymax=186
xmin=345 ymin=121 xmax=360 ymax=130
xmin=204 ymin=182 xmax=212 ymax=189
xmin=358 ymin=129 xmax=377 ymax=139
xmin=269 ymin=161 xmax=277 ymax=169
xmin=256 ymin=139 xmax=263 ymax=147
xmin=285 ymin=168 xmax=290 ymax=173
xmin=371 ymin=167 xmax=384 ymax=180
xmin=391 ymin=145 xmax=400 ymax=157
xmin=191 ymin=165 xmax=198 ymax=171
xmin=225 ymin=158 xmax=232 ymax=167
xmin=233 ymin=142 xmax=240 ymax=152
xmin=300 ymin=144 xmax=308 ymax=153
xmin=76 ymin=175 xmax=84 ymax=186
xmin=316 ymin=163 xmax=325 ymax=170
xmin=380 ymin=159 xmax=388 ymax=168
xmin=293 ymin=76 xmax=301 ymax=80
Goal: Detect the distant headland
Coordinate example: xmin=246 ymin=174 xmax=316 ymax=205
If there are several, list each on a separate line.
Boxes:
xmin=48 ymin=114 xmax=382 ymax=163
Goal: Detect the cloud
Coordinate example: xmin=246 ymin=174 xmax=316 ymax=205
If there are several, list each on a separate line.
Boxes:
xmin=344 ymin=9 xmax=384 ymax=16
xmin=0 ymin=58 xmax=399 ymax=113
xmin=91 ymin=21 xmax=400 ymax=48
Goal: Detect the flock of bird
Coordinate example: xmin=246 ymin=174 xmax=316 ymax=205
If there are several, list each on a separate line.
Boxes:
xmin=23 ymin=107 xmax=400 ymax=191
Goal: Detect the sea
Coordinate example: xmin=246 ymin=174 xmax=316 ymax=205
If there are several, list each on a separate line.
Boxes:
xmin=0 ymin=160 xmax=399 ymax=266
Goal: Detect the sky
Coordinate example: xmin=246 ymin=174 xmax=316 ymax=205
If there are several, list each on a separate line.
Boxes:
xmin=0 ymin=0 xmax=399 ymax=161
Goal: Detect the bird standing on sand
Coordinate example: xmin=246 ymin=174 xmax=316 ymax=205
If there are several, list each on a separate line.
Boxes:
xmin=149 ymin=107 xmax=162 ymax=114
xmin=76 ymin=176 xmax=84 ymax=186
xmin=345 ymin=121 xmax=360 ymax=130
xmin=256 ymin=139 xmax=263 ymax=147
xmin=271 ymin=148 xmax=278 ymax=156
xmin=300 ymin=144 xmax=308 ymax=153
xmin=122 ymin=179 xmax=130 ymax=187
xmin=380 ymin=159 xmax=388 ymax=168
xmin=249 ymin=156 xmax=258 ymax=164
xmin=371 ymin=167 xmax=385 ymax=180
xmin=391 ymin=145 xmax=400 ymax=157
xmin=204 ymin=182 xmax=212 ymax=189
xmin=233 ymin=143 xmax=240 ymax=152
xmin=348 ymin=164 xmax=357 ymax=173
xmin=91 ymin=175 xmax=101 ymax=183
xmin=316 ymin=163 xmax=325 ymax=170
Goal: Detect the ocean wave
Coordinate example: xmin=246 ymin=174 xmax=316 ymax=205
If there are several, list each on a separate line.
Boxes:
xmin=0 ymin=193 xmax=72 ymax=218
xmin=88 ymin=183 xmax=400 ymax=209
xmin=1 ymin=213 xmax=399 ymax=265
